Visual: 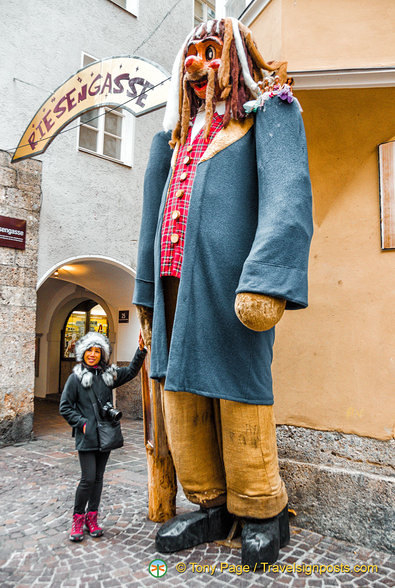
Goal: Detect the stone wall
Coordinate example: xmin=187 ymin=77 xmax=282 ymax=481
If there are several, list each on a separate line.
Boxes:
xmin=277 ymin=425 xmax=394 ymax=552
xmin=0 ymin=150 xmax=41 ymax=446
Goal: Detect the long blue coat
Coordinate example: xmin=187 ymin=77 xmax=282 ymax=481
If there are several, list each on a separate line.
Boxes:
xmin=133 ymin=98 xmax=313 ymax=405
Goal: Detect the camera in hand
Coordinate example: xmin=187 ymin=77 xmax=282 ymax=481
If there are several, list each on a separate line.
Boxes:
xmin=100 ymin=402 xmax=122 ymax=422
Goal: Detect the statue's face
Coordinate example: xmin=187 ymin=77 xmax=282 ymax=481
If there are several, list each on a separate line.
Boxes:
xmin=184 ymin=37 xmax=223 ymax=100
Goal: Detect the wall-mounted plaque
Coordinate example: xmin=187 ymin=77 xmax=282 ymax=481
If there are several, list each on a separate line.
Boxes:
xmin=379 ymin=141 xmax=395 ymax=250
xmin=0 ymin=216 xmax=26 ymax=250
xmin=119 ymin=310 xmax=129 ymax=324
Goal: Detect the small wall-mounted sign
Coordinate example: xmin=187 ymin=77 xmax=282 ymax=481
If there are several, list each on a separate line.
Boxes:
xmin=119 ymin=310 xmax=129 ymax=324
xmin=0 ymin=215 xmax=26 ymax=250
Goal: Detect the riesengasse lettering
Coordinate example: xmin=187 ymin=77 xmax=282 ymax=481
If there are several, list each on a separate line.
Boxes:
xmin=27 ymin=72 xmax=154 ymax=151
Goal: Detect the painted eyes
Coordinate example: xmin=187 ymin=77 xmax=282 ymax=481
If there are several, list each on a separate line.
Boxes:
xmin=205 ymin=46 xmax=215 ymax=61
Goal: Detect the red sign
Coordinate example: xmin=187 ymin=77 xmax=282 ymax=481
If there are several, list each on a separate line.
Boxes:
xmin=0 ymin=216 xmax=26 ymax=250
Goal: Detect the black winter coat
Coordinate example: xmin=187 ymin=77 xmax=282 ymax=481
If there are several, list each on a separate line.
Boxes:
xmin=59 ymin=347 xmax=147 ymax=451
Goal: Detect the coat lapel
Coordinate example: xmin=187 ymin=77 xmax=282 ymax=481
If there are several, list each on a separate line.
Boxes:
xmin=200 ymin=117 xmax=254 ymax=163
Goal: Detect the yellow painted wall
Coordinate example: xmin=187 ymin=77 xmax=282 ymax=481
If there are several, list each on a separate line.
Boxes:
xmin=251 ymin=0 xmax=395 ymax=70
xmin=273 ymin=87 xmax=395 ymax=441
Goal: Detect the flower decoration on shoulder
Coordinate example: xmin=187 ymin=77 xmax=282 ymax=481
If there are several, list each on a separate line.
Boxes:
xmin=244 ymin=76 xmax=302 ymax=113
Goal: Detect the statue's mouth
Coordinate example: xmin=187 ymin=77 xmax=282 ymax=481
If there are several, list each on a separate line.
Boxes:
xmin=190 ymin=76 xmax=208 ymax=92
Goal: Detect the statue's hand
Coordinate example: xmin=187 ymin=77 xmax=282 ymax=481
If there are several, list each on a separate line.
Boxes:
xmin=235 ymin=293 xmax=286 ymax=331
xmin=135 ymin=305 xmax=153 ymax=349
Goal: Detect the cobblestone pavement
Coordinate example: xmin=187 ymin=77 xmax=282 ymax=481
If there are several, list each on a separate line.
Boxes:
xmin=0 ymin=400 xmax=393 ymax=587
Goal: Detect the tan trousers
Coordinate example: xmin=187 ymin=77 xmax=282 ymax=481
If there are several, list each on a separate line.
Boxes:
xmin=161 ymin=277 xmax=288 ymax=519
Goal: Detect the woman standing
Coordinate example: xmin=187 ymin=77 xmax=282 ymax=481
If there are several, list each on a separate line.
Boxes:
xmin=59 ymin=331 xmax=147 ymax=542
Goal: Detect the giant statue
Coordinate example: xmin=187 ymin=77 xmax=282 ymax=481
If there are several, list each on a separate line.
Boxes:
xmin=133 ymin=17 xmax=313 ymax=567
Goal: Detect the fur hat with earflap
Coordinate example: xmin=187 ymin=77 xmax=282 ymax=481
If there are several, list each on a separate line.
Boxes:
xmin=73 ymin=331 xmax=117 ymax=388
xmin=75 ymin=331 xmax=112 ymax=364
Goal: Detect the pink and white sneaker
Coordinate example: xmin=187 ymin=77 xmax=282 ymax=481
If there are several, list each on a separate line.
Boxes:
xmin=85 ymin=511 xmax=104 ymax=537
xmin=70 ymin=513 xmax=85 ymax=542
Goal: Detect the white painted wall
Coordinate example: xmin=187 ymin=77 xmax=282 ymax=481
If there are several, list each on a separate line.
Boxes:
xmin=116 ymin=306 xmax=141 ymax=361
xmin=216 ymin=0 xmax=226 ymax=17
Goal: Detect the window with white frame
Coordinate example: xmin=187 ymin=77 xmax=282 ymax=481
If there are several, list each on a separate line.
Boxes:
xmin=78 ymin=53 xmax=135 ymax=167
xmin=194 ymin=0 xmax=216 ymax=26
xmin=108 ymin=0 xmax=139 ymax=17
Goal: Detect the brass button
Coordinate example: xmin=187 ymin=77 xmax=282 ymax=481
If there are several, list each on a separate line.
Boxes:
xmin=170 ymin=233 xmax=179 ymax=244
xmin=183 ymin=156 xmax=191 ymax=165
xmin=186 ymin=145 xmax=193 ymax=152
xmin=172 ymin=210 xmax=181 ymax=220
xmin=180 ymin=172 xmax=188 ymax=181
xmin=176 ymin=189 xmax=184 ymax=199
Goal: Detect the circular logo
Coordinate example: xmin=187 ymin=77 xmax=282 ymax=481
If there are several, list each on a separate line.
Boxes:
xmin=149 ymin=559 xmax=167 ymax=578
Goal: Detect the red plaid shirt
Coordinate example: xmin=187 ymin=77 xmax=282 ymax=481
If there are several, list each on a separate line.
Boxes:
xmin=160 ymin=112 xmax=224 ymax=278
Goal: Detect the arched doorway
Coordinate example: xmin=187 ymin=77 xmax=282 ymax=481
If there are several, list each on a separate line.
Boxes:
xmin=59 ymin=300 xmax=109 ymax=393
xmin=34 ymin=257 xmax=142 ymax=422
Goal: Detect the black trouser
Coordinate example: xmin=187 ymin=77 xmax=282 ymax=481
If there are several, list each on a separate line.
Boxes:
xmin=74 ymin=451 xmax=110 ymax=515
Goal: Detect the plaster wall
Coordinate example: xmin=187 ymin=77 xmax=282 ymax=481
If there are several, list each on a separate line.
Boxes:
xmin=117 ymin=308 xmax=141 ymax=360
xmin=273 ymin=87 xmax=395 ymax=441
xmin=249 ymin=0 xmax=282 ymax=61
xmin=0 ymin=0 xmax=193 ymax=282
xmin=249 ymin=0 xmax=395 ymax=70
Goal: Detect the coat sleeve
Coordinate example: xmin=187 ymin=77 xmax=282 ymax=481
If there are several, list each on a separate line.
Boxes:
xmin=113 ymin=347 xmax=147 ymax=387
xmin=59 ymin=374 xmax=86 ymax=431
xmin=236 ymin=99 xmax=313 ymax=309
xmin=133 ymin=131 xmax=172 ymax=308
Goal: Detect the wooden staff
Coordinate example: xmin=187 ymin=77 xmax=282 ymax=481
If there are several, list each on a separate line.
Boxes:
xmin=141 ymin=350 xmax=177 ymax=522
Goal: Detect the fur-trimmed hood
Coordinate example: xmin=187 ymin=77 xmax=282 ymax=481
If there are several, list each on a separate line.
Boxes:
xmin=75 ymin=331 xmax=112 ymax=363
xmin=73 ymin=363 xmax=118 ymax=388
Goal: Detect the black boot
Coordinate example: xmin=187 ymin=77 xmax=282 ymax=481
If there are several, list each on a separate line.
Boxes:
xmin=155 ymin=504 xmax=233 ymax=553
xmin=241 ymin=505 xmax=290 ymax=569
xmin=278 ymin=505 xmax=290 ymax=547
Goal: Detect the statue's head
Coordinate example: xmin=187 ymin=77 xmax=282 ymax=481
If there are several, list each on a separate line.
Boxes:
xmin=163 ymin=18 xmax=287 ymax=146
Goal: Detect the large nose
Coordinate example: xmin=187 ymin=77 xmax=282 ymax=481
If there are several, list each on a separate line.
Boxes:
xmin=185 ymin=55 xmax=204 ymax=74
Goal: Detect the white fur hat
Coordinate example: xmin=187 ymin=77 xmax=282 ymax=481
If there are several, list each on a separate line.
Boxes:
xmin=75 ymin=331 xmax=111 ymax=363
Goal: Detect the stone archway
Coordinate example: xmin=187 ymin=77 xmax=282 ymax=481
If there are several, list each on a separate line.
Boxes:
xmin=43 ymin=289 xmax=115 ymax=400
xmin=34 ymin=256 xmax=142 ymax=421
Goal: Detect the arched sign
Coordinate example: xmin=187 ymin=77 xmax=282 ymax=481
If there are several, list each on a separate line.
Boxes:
xmin=12 ymin=56 xmax=170 ymax=162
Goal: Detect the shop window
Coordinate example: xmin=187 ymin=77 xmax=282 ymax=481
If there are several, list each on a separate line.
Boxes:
xmin=78 ymin=53 xmax=135 ymax=166
xmin=194 ymin=0 xmax=215 ymax=26
xmin=379 ymin=140 xmax=395 ymax=250
xmin=62 ymin=301 xmax=109 ymax=360
xmin=108 ymin=0 xmax=139 ymax=17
